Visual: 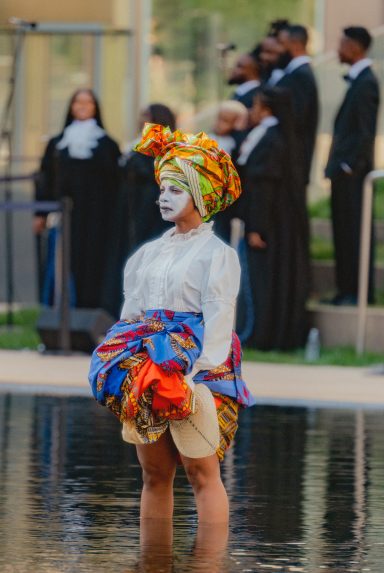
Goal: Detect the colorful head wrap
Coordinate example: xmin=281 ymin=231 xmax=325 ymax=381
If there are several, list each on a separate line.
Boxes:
xmin=134 ymin=123 xmax=242 ymax=221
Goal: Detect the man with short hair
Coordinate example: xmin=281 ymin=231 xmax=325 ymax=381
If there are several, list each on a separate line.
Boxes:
xmin=274 ymin=24 xmax=319 ymax=186
xmin=228 ymin=52 xmax=261 ymax=109
xmin=272 ymin=24 xmax=319 ymax=299
xmin=325 ymin=27 xmax=379 ymax=305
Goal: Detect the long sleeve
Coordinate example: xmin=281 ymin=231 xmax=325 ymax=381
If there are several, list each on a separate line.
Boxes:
xmin=193 ymin=245 xmax=241 ymax=373
xmin=345 ymin=79 xmax=379 ymax=172
xmin=243 ymin=132 xmax=284 ymax=236
xmin=34 ymin=137 xmax=59 ymax=216
xmin=120 ymin=245 xmax=146 ymax=320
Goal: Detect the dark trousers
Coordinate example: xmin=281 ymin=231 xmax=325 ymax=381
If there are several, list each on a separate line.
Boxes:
xmin=330 ymin=171 xmax=375 ymax=302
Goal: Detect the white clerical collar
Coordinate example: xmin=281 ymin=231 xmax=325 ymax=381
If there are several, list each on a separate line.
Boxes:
xmin=348 ymin=58 xmax=372 ymax=80
xmin=237 ymin=116 xmax=279 ymax=165
xmin=260 ymin=116 xmax=279 ymax=128
xmin=235 ymin=79 xmax=261 ymax=97
xmin=268 ymin=68 xmax=285 ymax=86
xmin=284 ymin=55 xmax=312 ymax=75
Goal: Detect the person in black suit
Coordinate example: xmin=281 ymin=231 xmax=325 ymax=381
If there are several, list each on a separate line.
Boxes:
xmin=325 ymin=27 xmax=379 ymax=305
xmin=258 ymin=19 xmax=291 ymax=84
xmin=275 ymin=25 xmax=319 ymax=186
xmin=236 ymin=87 xmax=308 ymax=350
xmin=271 ymin=25 xmax=319 ymax=300
xmin=228 ymin=51 xmax=261 ymax=109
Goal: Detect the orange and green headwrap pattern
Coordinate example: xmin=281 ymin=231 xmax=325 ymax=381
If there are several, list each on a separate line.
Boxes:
xmin=134 ymin=123 xmax=242 ymax=221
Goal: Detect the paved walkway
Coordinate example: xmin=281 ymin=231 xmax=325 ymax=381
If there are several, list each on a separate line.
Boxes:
xmin=0 ymin=349 xmax=383 ymax=407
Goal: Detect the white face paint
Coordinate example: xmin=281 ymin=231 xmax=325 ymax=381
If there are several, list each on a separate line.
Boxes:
xmin=158 ymin=177 xmax=192 ymax=221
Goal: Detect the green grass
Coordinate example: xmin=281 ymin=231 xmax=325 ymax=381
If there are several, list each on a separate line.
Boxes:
xmin=308 ymin=197 xmax=331 ymax=219
xmin=0 ymin=307 xmax=41 ymax=350
xmin=310 ymin=236 xmax=384 ymax=263
xmin=309 ymin=178 xmax=384 ymax=220
xmin=310 ymin=235 xmax=334 ymax=260
xmin=1 ymin=309 xmax=383 ymax=366
xmin=243 ymin=346 xmax=384 ymax=366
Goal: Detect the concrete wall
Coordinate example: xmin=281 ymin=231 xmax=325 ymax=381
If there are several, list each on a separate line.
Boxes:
xmin=309 ymin=305 xmax=384 ymax=353
xmin=323 ymin=0 xmax=384 ymax=51
xmin=0 ymin=0 xmax=128 ymax=27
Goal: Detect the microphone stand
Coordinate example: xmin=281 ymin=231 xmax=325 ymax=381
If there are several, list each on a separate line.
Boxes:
xmin=0 ymin=19 xmax=35 ymax=327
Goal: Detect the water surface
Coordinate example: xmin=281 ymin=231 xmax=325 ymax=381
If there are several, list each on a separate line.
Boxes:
xmin=1 ymin=393 xmax=384 ymax=572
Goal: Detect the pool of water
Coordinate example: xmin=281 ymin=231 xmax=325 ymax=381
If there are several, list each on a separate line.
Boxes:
xmin=1 ymin=393 xmax=384 ymax=572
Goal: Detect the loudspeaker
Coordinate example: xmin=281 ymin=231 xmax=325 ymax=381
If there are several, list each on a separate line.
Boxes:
xmin=36 ymin=307 xmax=115 ymax=353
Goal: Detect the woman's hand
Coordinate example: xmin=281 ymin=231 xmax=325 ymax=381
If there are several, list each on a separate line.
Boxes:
xmin=33 ymin=215 xmax=47 ymax=235
xmin=247 ymin=232 xmax=267 ymax=249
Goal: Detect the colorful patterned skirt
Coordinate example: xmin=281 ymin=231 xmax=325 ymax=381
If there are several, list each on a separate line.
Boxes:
xmin=88 ymin=309 xmax=255 ymax=460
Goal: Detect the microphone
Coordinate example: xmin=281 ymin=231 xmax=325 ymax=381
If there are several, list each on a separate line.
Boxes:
xmin=8 ymin=17 xmax=37 ymax=29
xmin=217 ymin=43 xmax=237 ymax=52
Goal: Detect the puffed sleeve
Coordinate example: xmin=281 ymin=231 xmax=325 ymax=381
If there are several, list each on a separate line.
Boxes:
xmin=193 ymin=245 xmax=240 ymax=373
xmin=120 ymin=245 xmax=146 ymax=320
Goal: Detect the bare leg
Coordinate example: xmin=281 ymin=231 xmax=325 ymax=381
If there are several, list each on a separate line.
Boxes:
xmin=139 ymin=517 xmax=173 ymax=573
xmin=193 ymin=522 xmax=229 ymax=573
xmin=181 ymin=453 xmax=229 ymax=523
xmin=136 ymin=431 xmax=178 ymax=519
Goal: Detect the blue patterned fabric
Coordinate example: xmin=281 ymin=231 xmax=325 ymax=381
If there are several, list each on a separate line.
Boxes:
xmin=88 ymin=309 xmax=255 ymax=413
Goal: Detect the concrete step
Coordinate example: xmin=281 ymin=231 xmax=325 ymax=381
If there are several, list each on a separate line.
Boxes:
xmin=311 ymin=260 xmax=384 ymax=296
xmin=311 ymin=218 xmax=384 ymax=241
xmin=307 ymin=303 xmax=384 ymax=354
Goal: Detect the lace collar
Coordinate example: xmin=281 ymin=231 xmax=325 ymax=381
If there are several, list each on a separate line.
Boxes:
xmin=56 ymin=119 xmax=105 ymax=159
xmin=161 ymin=222 xmax=214 ymax=242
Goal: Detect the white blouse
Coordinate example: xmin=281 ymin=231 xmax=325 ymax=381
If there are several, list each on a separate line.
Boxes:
xmin=120 ymin=222 xmax=240 ymax=373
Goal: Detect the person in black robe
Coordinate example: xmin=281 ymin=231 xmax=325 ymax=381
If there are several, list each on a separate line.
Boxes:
xmin=98 ymin=104 xmax=176 ymax=317
xmin=210 ymin=100 xmax=249 ymax=243
xmin=237 ymin=87 xmax=308 ymax=350
xmin=270 ymin=25 xmax=319 ymax=300
xmin=118 ymin=103 xmax=176 ymax=256
xmin=325 ymin=27 xmax=379 ymax=305
xmin=228 ymin=52 xmax=261 ymax=110
xmin=34 ymin=88 xmax=121 ymax=316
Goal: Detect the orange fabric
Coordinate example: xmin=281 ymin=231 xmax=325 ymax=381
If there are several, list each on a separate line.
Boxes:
xmin=134 ymin=123 xmax=242 ymax=220
xmin=126 ymin=358 xmax=194 ymax=420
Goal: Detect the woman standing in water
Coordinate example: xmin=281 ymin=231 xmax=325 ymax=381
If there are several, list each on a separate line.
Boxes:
xmin=89 ymin=123 xmax=255 ymax=523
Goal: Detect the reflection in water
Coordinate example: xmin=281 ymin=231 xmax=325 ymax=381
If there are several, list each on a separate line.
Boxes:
xmin=0 ymin=394 xmax=384 ymax=572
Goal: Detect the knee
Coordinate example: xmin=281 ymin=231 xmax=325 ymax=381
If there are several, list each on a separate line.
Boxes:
xmin=141 ymin=460 xmax=175 ymax=490
xmin=184 ymin=462 xmax=212 ymax=492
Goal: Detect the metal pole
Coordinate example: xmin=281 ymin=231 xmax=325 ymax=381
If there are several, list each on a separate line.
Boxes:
xmin=356 ymin=170 xmax=384 ymax=355
xmin=3 ymin=132 xmax=14 ymax=327
xmin=58 ymin=197 xmax=72 ymax=354
xmin=1 ymin=28 xmax=25 ymax=327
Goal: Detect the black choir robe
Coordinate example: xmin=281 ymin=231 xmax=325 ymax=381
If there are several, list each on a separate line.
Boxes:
xmin=35 ymin=133 xmax=121 ymax=316
xmin=238 ymin=124 xmax=308 ymax=350
xmin=119 ymin=151 xmax=171 ymax=255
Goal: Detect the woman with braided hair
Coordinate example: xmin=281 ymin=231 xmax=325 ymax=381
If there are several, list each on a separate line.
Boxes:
xmin=89 ymin=123 xmax=255 ymax=524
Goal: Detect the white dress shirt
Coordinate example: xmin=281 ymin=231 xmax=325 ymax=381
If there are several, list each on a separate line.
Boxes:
xmin=347 ymin=58 xmax=372 ymax=80
xmin=268 ymin=68 xmax=285 ymax=86
xmin=208 ymin=133 xmax=236 ymax=156
xmin=284 ymin=55 xmax=312 ymax=75
xmin=120 ymin=222 xmax=240 ymax=372
xmin=268 ymin=55 xmax=311 ymax=86
xmin=234 ymin=79 xmax=260 ymax=97
xmin=237 ymin=116 xmax=279 ymax=165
